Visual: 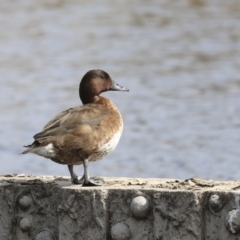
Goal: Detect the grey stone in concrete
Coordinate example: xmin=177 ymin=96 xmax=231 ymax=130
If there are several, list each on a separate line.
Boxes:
xmin=2 ymin=175 xmax=240 ymax=239
xmin=0 ymin=178 xmax=60 ymax=240
xmin=130 ymin=196 xmax=151 ymax=220
xmin=16 ymin=181 xmax=60 ymax=240
xmin=204 ymin=191 xmax=240 ymax=239
xmin=107 ymin=189 xmax=153 ymax=240
xmin=19 ymin=195 xmax=32 ymax=210
xmin=111 ymin=222 xmax=131 ymax=240
xmin=34 ymin=230 xmax=55 ymax=240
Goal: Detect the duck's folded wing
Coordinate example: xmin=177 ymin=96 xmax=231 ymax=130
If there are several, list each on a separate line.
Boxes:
xmin=34 ymin=104 xmax=108 ymax=139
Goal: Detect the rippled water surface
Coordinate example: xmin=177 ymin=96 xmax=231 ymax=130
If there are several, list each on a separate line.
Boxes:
xmin=1 ymin=0 xmax=240 ymax=180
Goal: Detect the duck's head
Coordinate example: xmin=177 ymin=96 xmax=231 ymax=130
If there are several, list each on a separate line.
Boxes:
xmin=79 ymin=69 xmax=129 ymax=104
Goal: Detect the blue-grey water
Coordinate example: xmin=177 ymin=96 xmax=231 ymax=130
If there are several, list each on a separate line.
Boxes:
xmin=1 ymin=0 xmax=240 ymax=180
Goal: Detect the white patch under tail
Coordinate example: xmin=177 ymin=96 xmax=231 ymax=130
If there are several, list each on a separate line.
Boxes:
xmin=30 ymin=143 xmax=56 ymax=158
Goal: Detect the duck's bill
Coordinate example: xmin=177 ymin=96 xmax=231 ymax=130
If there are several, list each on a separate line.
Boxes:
xmin=110 ymin=80 xmax=129 ymax=91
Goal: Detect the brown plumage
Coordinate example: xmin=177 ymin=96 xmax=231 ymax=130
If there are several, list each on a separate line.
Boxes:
xmin=22 ymin=69 xmax=129 ymax=186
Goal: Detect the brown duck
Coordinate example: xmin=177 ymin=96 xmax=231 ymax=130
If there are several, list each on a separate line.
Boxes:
xmin=22 ymin=69 xmax=129 ymax=186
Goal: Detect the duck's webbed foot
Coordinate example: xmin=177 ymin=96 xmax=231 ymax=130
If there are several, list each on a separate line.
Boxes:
xmin=82 ymin=159 xmax=103 ymax=187
xmin=82 ymin=178 xmax=102 ymax=186
xmin=68 ymin=165 xmax=83 ymax=185
xmin=72 ymin=174 xmax=82 ymax=184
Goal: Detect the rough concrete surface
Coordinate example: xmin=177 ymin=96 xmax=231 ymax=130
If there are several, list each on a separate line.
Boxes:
xmin=1 ymin=174 xmax=240 ymax=239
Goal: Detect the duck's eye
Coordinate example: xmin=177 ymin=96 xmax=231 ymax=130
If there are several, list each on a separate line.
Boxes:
xmin=101 ymin=75 xmax=105 ymax=79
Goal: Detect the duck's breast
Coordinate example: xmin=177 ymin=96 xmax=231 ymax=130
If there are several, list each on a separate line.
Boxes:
xmin=99 ymin=126 xmax=123 ymax=153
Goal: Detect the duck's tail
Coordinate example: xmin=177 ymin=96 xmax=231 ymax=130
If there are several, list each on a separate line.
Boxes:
xmin=21 ymin=141 xmax=40 ymax=154
xmin=22 ymin=144 xmax=34 ymax=154
xmin=21 ymin=140 xmax=56 ymax=158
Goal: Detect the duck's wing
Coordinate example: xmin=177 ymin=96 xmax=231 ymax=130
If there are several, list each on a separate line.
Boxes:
xmin=33 ymin=104 xmax=108 ymax=140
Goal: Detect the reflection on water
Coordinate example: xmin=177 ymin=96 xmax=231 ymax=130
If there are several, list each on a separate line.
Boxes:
xmin=1 ymin=0 xmax=240 ymax=180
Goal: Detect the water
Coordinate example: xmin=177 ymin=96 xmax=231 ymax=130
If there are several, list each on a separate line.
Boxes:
xmin=1 ymin=0 xmax=240 ymax=180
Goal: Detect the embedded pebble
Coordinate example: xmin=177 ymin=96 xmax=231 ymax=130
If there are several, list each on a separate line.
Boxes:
xmin=19 ymin=217 xmax=32 ymax=231
xmin=111 ymin=222 xmax=131 ymax=240
xmin=130 ymin=196 xmax=150 ymax=219
xmin=19 ymin=196 xmax=32 ymax=209
xmin=35 ymin=230 xmax=55 ymax=240
xmin=209 ymin=194 xmax=221 ymax=211
xmin=226 ymin=209 xmax=240 ymax=234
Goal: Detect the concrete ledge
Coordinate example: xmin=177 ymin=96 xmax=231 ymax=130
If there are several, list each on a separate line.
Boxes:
xmin=1 ymin=174 xmax=240 ymax=239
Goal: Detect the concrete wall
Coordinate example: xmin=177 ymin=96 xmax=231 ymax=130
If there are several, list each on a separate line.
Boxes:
xmin=0 ymin=174 xmax=240 ymax=240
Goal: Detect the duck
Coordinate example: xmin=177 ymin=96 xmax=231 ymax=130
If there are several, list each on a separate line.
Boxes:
xmin=22 ymin=69 xmax=129 ymax=186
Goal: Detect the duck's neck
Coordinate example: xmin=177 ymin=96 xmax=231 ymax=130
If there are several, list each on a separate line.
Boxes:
xmin=80 ymin=93 xmax=99 ymax=105
xmin=81 ymin=95 xmax=119 ymax=112
xmin=97 ymin=96 xmax=123 ymax=124
xmin=95 ymin=96 xmax=116 ymax=109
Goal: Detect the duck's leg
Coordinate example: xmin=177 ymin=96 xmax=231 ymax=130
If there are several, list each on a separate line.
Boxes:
xmin=82 ymin=159 xmax=102 ymax=187
xmin=68 ymin=165 xmax=82 ymax=184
